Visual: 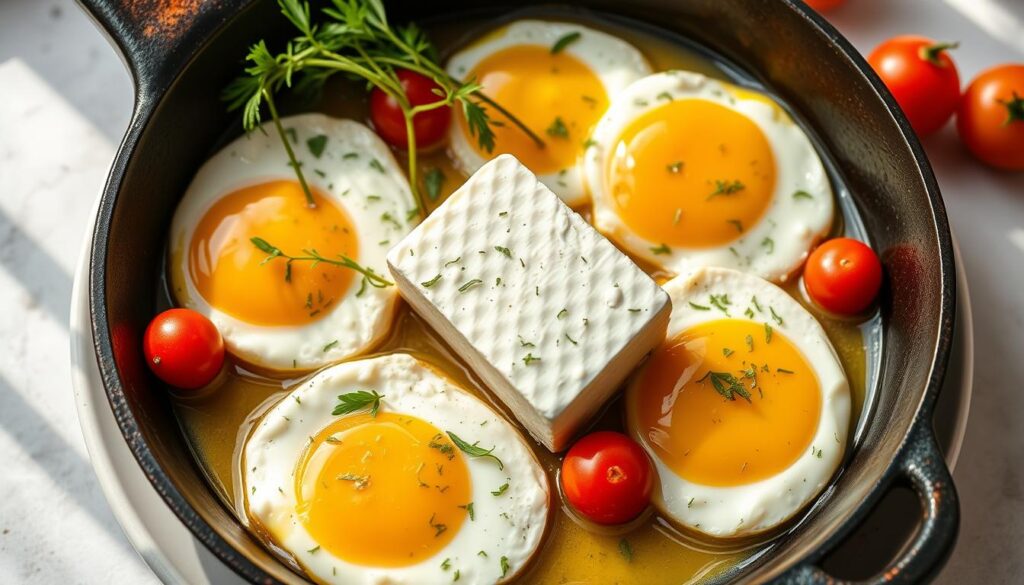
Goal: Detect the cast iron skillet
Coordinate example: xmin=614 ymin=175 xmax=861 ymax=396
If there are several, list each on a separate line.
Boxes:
xmin=78 ymin=0 xmax=959 ymax=582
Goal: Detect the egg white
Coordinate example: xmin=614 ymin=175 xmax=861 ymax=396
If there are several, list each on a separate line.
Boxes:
xmin=243 ymin=353 xmax=551 ymax=584
xmin=446 ymin=20 xmax=652 ymax=207
xmin=626 ymin=267 xmax=850 ymax=538
xmin=169 ymin=114 xmax=417 ymax=371
xmin=585 ymin=71 xmax=834 ymax=282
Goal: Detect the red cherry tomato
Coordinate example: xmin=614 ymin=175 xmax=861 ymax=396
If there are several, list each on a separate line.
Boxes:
xmin=561 ymin=431 xmax=653 ymax=525
xmin=804 ymin=0 xmax=846 ymax=12
xmin=868 ymin=36 xmax=961 ymax=136
xmin=957 ymin=64 xmax=1024 ymax=170
xmin=143 ymin=308 xmax=225 ymax=390
xmin=804 ymin=238 xmax=882 ymax=315
xmin=369 ymin=69 xmax=451 ymax=150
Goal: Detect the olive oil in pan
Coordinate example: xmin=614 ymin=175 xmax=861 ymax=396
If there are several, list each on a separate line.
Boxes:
xmin=168 ymin=10 xmax=878 ymax=584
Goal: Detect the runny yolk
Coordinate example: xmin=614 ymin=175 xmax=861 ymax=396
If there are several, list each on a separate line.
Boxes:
xmin=632 ymin=319 xmax=821 ymax=486
xmin=608 ymin=99 xmax=777 ymax=249
xmin=188 ymin=180 xmax=358 ymax=327
xmin=295 ymin=412 xmax=471 ymax=567
xmin=459 ymin=44 xmax=608 ymax=176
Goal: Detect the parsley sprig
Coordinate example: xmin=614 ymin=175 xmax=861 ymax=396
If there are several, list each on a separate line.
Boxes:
xmin=333 ymin=389 xmax=384 ymax=416
xmin=251 ymin=236 xmax=393 ymax=288
xmin=447 ymin=431 xmax=504 ymax=470
xmin=224 ymin=0 xmax=543 ymax=216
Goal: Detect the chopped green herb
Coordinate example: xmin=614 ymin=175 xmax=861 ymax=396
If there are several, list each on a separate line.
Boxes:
xmin=727 ymin=219 xmax=744 ymax=233
xmin=492 ymin=482 xmax=510 ymax=496
xmin=657 ymin=91 xmax=674 ymax=102
xmin=518 ymin=335 xmax=535 ymax=348
xmin=546 ymin=116 xmax=569 ymax=138
xmin=429 ymin=513 xmax=447 ymax=537
xmin=551 ymin=31 xmax=583 ymax=54
xmin=770 ymin=306 xmax=785 ymax=326
xmin=697 ymin=371 xmax=752 ymax=402
xmin=307 ymin=545 xmax=320 ymax=553
xmin=778 ymin=367 xmax=795 ymax=374
xmin=764 ymin=322 xmax=773 ymax=343
xmin=458 ymin=502 xmax=475 ymax=521
xmin=689 ymin=301 xmax=711 ymax=311
xmin=522 ymin=353 xmax=542 ymax=365
xmin=444 ymin=257 xmax=461 ymax=267
xmin=424 ymin=167 xmax=445 ymax=201
xmin=306 ymin=134 xmax=328 ymax=158
xmin=650 ymin=243 xmax=671 ymax=255
xmin=619 ymin=538 xmax=633 ymax=562
xmin=709 ymin=293 xmax=731 ymax=314
xmin=441 ymin=558 xmax=451 ymax=571
xmin=688 ymin=497 xmax=695 ymax=508
xmin=478 ymin=550 xmax=488 ymax=558
xmin=793 ymin=190 xmax=814 ymax=200
xmin=421 ymin=274 xmax=442 ymax=288
xmin=343 ymin=152 xmax=359 ymax=160
xmin=746 ymin=334 xmax=754 ymax=352
xmin=557 ymin=308 xmax=568 ymax=319
xmin=429 ymin=433 xmax=456 ymax=460
xmin=565 ymin=333 xmax=578 ymax=345
xmin=369 ymin=158 xmax=385 ymax=173
xmin=322 ymin=340 xmax=339 ymax=352
xmin=494 ymin=245 xmax=512 ymax=258
xmin=332 ymin=390 xmax=384 ymax=417
xmin=336 ymin=473 xmax=370 ymax=490
xmin=708 ymin=179 xmax=746 ymax=199
xmin=447 ymin=432 xmax=504 ymax=469
xmin=458 ymin=279 xmax=483 ymax=292
xmin=583 ymin=137 xmax=598 ymax=148
xmin=500 ymin=556 xmax=511 ymax=578
xmin=723 ymin=347 xmax=734 ymax=357
xmin=761 ymin=237 xmax=775 ymax=254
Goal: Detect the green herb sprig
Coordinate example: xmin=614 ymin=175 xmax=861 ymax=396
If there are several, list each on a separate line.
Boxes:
xmin=224 ymin=0 xmax=544 ymax=216
xmin=333 ymin=390 xmax=384 ymax=416
xmin=251 ymin=236 xmax=392 ymax=287
xmin=447 ymin=431 xmax=504 ymax=469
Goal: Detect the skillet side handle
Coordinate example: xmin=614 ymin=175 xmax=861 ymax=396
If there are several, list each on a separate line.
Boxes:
xmin=75 ymin=0 xmax=253 ymax=100
xmin=782 ymin=421 xmax=960 ymax=585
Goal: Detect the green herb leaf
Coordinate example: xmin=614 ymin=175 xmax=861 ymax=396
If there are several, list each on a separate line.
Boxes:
xmin=650 ymin=243 xmax=671 ymax=255
xmin=458 ymin=502 xmax=475 ymax=521
xmin=697 ymin=371 xmax=752 ymax=403
xmin=689 ymin=301 xmax=711 ymax=311
xmin=551 ymin=31 xmax=582 ymax=54
xmin=492 ymin=482 xmax=510 ymax=496
xmin=458 ymin=279 xmax=483 ymax=292
xmin=422 ymin=274 xmax=442 ymax=287
xmin=424 ymin=167 xmax=445 ymax=201
xmin=793 ymin=190 xmax=814 ymax=200
xmin=619 ymin=538 xmax=633 ymax=562
xmin=500 ymin=556 xmax=511 ymax=578
xmin=306 ymin=134 xmax=328 ymax=158
xmin=332 ymin=390 xmax=384 ymax=417
xmin=546 ymin=116 xmax=569 ymax=139
xmin=447 ymin=431 xmax=504 ymax=470
xmin=707 ymin=179 xmax=745 ymax=200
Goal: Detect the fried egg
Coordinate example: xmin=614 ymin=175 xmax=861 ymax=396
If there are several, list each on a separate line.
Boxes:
xmin=625 ymin=267 xmax=849 ymax=538
xmin=446 ymin=20 xmax=651 ymax=207
xmin=169 ymin=114 xmax=417 ymax=371
xmin=244 ymin=353 xmax=551 ymax=584
xmin=585 ymin=71 xmax=834 ymax=282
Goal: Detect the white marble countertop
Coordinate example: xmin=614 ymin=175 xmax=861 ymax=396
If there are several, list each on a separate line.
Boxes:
xmin=0 ymin=0 xmax=1021 ymax=583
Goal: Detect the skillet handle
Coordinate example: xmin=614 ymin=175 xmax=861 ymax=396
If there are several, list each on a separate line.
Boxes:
xmin=782 ymin=421 xmax=959 ymax=584
xmin=76 ymin=0 xmax=254 ymax=100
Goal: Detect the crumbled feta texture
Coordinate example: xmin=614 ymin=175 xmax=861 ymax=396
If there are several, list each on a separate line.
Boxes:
xmin=387 ymin=155 xmax=671 ymax=451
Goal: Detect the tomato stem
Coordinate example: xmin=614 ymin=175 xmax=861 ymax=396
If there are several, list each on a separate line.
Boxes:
xmin=918 ymin=41 xmax=959 ymax=67
xmin=999 ymin=91 xmax=1024 ymax=126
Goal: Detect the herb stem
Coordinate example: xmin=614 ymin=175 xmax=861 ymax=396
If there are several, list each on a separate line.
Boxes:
xmin=264 ymin=88 xmax=316 ymax=208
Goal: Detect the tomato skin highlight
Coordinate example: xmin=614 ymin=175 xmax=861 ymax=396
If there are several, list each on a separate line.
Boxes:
xmin=804 ymin=238 xmax=883 ymax=316
xmin=957 ymin=64 xmax=1024 ymax=170
xmin=143 ymin=308 xmax=225 ymax=390
xmin=369 ymin=69 xmax=451 ymax=150
xmin=561 ymin=431 xmax=653 ymax=525
xmin=868 ymin=36 xmax=961 ymax=136
xmin=804 ymin=0 xmax=846 ymax=12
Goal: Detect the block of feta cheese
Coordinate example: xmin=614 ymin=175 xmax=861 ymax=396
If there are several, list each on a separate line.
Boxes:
xmin=387 ymin=155 xmax=671 ymax=451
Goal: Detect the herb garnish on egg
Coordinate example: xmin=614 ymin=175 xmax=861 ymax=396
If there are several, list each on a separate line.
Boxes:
xmin=224 ymin=0 xmax=543 ymax=216
xmin=250 ymin=236 xmax=393 ymax=288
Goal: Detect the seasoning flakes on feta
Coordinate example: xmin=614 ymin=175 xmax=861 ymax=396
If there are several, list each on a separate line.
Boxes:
xmin=387 ymin=155 xmax=671 ymax=451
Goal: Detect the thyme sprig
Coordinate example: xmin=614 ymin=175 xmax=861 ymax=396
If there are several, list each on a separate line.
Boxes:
xmin=251 ymin=236 xmax=393 ymax=287
xmin=224 ymin=0 xmax=543 ymax=217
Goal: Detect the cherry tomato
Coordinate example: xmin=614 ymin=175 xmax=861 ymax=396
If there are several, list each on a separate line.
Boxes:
xmin=956 ymin=64 xmax=1024 ymax=170
xmin=369 ymin=69 xmax=451 ymax=150
xmin=143 ymin=308 xmax=225 ymax=390
xmin=561 ymin=431 xmax=653 ymax=525
xmin=804 ymin=238 xmax=882 ymax=315
xmin=804 ymin=0 xmax=846 ymax=12
xmin=868 ymin=36 xmax=961 ymax=136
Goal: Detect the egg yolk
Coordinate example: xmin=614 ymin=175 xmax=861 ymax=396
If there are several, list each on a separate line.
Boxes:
xmin=459 ymin=44 xmax=608 ymax=176
xmin=608 ymin=99 xmax=777 ymax=249
xmin=188 ymin=180 xmax=358 ymax=327
xmin=632 ymin=319 xmax=820 ymax=486
xmin=294 ymin=412 xmax=471 ymax=567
